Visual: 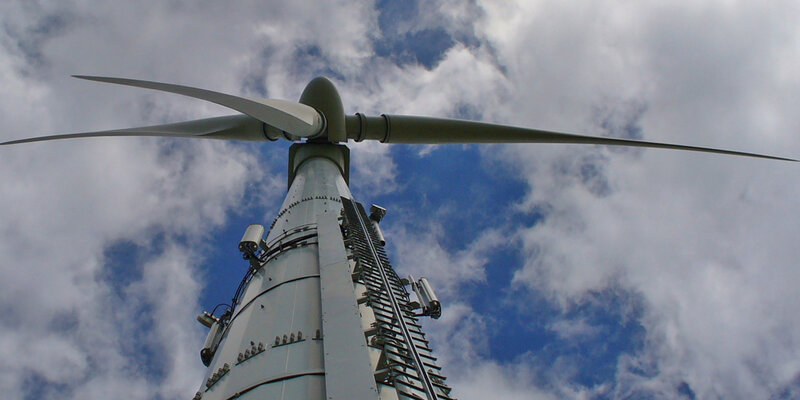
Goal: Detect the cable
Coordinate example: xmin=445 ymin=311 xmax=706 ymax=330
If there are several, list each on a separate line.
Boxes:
xmin=210 ymin=303 xmax=231 ymax=317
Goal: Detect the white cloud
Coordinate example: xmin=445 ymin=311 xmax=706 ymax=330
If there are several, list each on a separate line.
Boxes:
xmin=469 ymin=1 xmax=800 ymax=398
xmin=0 ymin=3 xmax=297 ymax=398
xmin=388 ymin=217 xmax=505 ymax=297
xmin=349 ymin=140 xmax=399 ymax=196
xmin=128 ymin=245 xmax=207 ymax=400
xmin=0 ymin=137 xmax=261 ymax=398
xmin=2 ymin=1 xmax=800 ymax=399
xmin=374 ymin=1 xmax=800 ymax=399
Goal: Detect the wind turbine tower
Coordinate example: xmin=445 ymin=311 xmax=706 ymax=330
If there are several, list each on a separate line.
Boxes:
xmin=2 ymin=75 xmax=794 ymax=400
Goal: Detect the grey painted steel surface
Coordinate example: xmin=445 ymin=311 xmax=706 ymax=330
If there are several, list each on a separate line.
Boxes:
xmin=0 ymin=114 xmax=272 ymax=145
xmin=317 ymin=210 xmax=380 ymax=399
xmin=299 ymin=77 xmax=347 ymax=142
xmin=288 ymin=143 xmax=351 ymax=188
xmin=194 ymin=146 xmax=451 ymax=400
xmin=343 ymin=114 xmax=797 ymax=161
xmin=5 ymin=75 xmax=795 ymax=163
xmin=197 ymin=154 xmax=352 ymax=400
xmin=74 ymin=76 xmax=325 ymax=137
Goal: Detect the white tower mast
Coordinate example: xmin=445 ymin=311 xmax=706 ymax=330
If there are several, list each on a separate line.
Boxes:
xmin=195 ymin=143 xmax=450 ymax=400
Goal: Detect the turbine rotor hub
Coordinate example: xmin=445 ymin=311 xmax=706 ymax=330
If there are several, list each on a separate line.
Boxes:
xmin=299 ymin=77 xmax=346 ymax=143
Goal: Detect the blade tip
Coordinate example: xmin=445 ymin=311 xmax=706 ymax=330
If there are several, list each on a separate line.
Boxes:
xmin=72 ymin=75 xmax=107 ymax=82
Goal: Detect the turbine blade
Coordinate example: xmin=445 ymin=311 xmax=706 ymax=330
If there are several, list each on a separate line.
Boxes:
xmin=73 ymin=75 xmax=324 ymax=137
xmin=345 ymin=114 xmax=797 ymax=162
xmin=1 ymin=115 xmax=271 ymax=145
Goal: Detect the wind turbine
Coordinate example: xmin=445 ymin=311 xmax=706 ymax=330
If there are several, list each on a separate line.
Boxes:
xmin=2 ymin=75 xmax=795 ymax=400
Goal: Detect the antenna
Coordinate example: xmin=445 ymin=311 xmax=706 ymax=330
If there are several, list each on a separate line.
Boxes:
xmin=2 ymin=76 xmax=795 ymax=400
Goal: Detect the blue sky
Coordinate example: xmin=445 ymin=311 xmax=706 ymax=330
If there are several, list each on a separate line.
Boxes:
xmin=1 ymin=1 xmax=800 ymax=399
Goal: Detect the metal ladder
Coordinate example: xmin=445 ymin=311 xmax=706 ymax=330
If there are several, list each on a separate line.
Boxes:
xmin=341 ymin=198 xmax=454 ymax=400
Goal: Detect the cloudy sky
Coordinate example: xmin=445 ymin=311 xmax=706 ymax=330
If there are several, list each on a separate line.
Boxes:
xmin=1 ymin=1 xmax=799 ymax=399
